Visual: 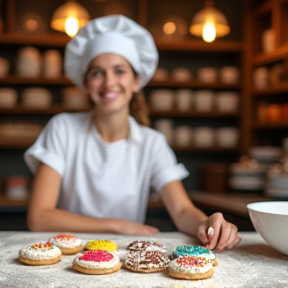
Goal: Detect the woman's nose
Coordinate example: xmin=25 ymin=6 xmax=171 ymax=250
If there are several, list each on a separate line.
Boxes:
xmin=104 ymin=71 xmax=116 ymax=87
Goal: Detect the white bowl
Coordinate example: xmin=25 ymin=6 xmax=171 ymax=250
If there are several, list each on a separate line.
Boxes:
xmin=247 ymin=201 xmax=288 ymax=256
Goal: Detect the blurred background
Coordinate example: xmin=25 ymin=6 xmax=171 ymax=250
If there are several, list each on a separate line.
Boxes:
xmin=0 ymin=0 xmax=287 ymax=231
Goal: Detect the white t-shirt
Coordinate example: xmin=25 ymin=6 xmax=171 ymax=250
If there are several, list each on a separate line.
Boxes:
xmin=24 ymin=111 xmax=189 ymax=224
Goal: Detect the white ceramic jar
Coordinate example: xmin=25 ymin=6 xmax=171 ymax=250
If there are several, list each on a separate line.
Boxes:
xmin=253 ymin=67 xmax=269 ymax=89
xmin=154 ymin=119 xmax=174 ymax=145
xmin=215 ymin=127 xmax=239 ymax=148
xmin=175 ymin=89 xmax=193 ymax=111
xmin=215 ymin=91 xmax=239 ymax=112
xmin=174 ymin=126 xmax=192 ymax=147
xmin=0 ymin=88 xmax=18 ymax=108
xmin=197 ymin=67 xmax=218 ymax=83
xmin=17 ymin=46 xmax=42 ymax=78
xmin=43 ymin=49 xmax=62 ymax=78
xmin=194 ymin=127 xmax=215 ymax=147
xmin=219 ymin=66 xmax=240 ymax=84
xmin=194 ymin=90 xmax=215 ymax=111
xmin=149 ymin=89 xmax=175 ymax=110
xmin=0 ymin=57 xmax=10 ymax=77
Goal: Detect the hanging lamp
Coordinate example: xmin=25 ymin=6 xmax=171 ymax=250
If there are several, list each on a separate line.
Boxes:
xmin=190 ymin=0 xmax=230 ymax=43
xmin=51 ymin=0 xmax=90 ymax=37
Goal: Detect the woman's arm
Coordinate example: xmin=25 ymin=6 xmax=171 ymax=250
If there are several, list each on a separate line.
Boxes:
xmin=27 ymin=163 xmax=158 ymax=235
xmin=160 ymin=180 xmax=241 ymax=250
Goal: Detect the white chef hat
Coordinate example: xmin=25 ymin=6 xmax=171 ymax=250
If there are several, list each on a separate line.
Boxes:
xmin=64 ymin=15 xmax=159 ymax=89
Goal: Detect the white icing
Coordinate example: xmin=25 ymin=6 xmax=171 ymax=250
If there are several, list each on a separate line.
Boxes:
xmin=127 ymin=241 xmax=166 ymax=253
xmin=170 ymin=258 xmax=213 ymax=274
xmin=49 ymin=237 xmax=82 ymax=248
xmin=19 ymin=244 xmax=61 ymax=260
xmin=74 ymin=253 xmax=120 ymax=269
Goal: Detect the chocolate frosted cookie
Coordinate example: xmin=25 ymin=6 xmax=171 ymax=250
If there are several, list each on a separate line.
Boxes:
xmin=125 ymin=250 xmax=170 ymax=273
xmin=126 ymin=240 xmax=166 ymax=253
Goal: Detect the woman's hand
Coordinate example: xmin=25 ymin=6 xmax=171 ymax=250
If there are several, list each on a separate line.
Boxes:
xmin=197 ymin=212 xmax=241 ymax=250
xmin=115 ymin=220 xmax=159 ymax=235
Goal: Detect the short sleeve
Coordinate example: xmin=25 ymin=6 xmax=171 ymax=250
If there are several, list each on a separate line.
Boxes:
xmin=23 ymin=114 xmax=67 ymax=176
xmin=150 ymin=134 xmax=189 ymax=192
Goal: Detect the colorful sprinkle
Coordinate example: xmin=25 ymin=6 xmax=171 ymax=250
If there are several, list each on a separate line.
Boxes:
xmin=176 ymin=256 xmax=207 ymax=268
xmin=79 ymin=250 xmax=113 ymax=262
xmin=174 ymin=245 xmax=211 ymax=257
xmin=54 ymin=234 xmax=76 ymax=241
xmin=31 ymin=241 xmax=52 ymax=250
xmin=85 ymin=240 xmax=117 ymax=251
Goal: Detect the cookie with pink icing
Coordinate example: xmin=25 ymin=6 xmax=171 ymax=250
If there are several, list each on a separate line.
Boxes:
xmin=73 ymin=250 xmax=121 ymax=275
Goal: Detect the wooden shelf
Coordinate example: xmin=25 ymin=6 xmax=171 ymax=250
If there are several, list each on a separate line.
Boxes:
xmin=0 ymin=76 xmax=72 ymax=85
xmin=251 ymin=121 xmax=288 ymax=129
xmin=0 ymin=105 xmax=93 ymax=115
xmin=0 ymin=137 xmax=36 ymax=148
xmin=252 ymin=43 xmax=288 ymax=66
xmin=0 ymin=33 xmax=70 ymax=47
xmin=0 ymin=197 xmax=28 ymax=207
xmin=149 ymin=110 xmax=240 ymax=118
xmin=253 ymin=0 xmax=273 ymax=17
xmin=0 ymin=34 xmax=243 ymax=52
xmin=155 ymin=39 xmax=243 ymax=52
xmin=172 ymin=146 xmax=239 ymax=153
xmin=148 ymin=79 xmax=241 ymax=89
xmin=252 ymin=82 xmax=288 ymax=96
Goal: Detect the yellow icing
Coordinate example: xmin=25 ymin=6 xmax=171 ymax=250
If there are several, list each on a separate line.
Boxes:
xmin=85 ymin=240 xmax=117 ymax=251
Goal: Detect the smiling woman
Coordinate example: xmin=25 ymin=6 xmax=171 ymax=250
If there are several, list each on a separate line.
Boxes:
xmin=23 ymin=14 xmax=240 ymax=251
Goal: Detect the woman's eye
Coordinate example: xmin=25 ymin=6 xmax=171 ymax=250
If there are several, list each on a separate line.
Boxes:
xmin=115 ymin=69 xmax=125 ymax=75
xmin=89 ymin=70 xmax=103 ymax=78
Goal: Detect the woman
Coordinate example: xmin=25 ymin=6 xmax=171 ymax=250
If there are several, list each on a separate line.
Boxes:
xmin=24 ymin=15 xmax=240 ymax=250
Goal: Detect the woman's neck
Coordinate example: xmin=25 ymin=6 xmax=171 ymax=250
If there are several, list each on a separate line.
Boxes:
xmin=94 ymin=109 xmax=130 ymax=143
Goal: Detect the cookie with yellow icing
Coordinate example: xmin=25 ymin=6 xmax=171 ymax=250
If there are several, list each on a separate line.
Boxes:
xmin=84 ymin=240 xmax=118 ymax=252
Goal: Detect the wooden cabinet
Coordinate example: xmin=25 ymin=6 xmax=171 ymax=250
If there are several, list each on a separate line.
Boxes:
xmin=0 ymin=0 xmax=247 ymax=210
xmin=247 ymin=0 xmax=288 ymax=147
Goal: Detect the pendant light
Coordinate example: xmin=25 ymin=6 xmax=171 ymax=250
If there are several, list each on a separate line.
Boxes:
xmin=51 ymin=0 xmax=90 ymax=37
xmin=190 ymin=0 xmax=230 ymax=43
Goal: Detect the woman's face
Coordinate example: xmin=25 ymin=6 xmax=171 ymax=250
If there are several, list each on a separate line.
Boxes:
xmin=84 ymin=53 xmax=140 ymax=115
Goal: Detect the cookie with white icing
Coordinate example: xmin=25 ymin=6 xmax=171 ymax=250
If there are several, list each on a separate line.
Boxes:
xmin=19 ymin=241 xmax=62 ymax=266
xmin=168 ymin=256 xmax=214 ymax=280
xmin=126 ymin=240 xmax=166 ymax=253
xmin=173 ymin=245 xmax=217 ymax=266
xmin=49 ymin=233 xmax=82 ymax=255
xmin=125 ymin=250 xmax=170 ymax=273
xmin=73 ymin=250 xmax=121 ymax=275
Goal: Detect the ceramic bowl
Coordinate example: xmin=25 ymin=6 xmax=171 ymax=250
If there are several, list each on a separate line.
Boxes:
xmin=247 ymin=201 xmax=288 ymax=256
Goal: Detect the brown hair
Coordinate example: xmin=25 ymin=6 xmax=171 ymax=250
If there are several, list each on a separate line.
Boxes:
xmin=129 ymin=90 xmax=150 ymax=127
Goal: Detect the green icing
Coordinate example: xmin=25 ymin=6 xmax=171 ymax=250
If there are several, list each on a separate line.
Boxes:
xmin=174 ymin=245 xmax=210 ymax=256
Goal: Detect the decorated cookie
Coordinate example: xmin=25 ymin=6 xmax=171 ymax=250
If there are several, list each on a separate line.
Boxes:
xmin=48 ymin=234 xmax=82 ymax=255
xmin=125 ymin=250 xmax=170 ymax=273
xmin=19 ymin=241 xmax=62 ymax=266
xmin=84 ymin=240 xmax=118 ymax=252
xmin=173 ymin=245 xmax=217 ymax=266
xmin=73 ymin=250 xmax=122 ymax=275
xmin=126 ymin=240 xmax=166 ymax=253
xmin=168 ymin=256 xmax=214 ymax=280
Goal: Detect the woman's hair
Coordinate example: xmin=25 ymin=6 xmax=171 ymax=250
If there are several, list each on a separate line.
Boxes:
xmin=130 ymin=90 xmax=150 ymax=127
xmin=130 ymin=67 xmax=150 ymax=127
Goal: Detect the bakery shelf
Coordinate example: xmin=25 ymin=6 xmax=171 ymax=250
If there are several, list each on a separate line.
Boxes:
xmin=0 ymin=34 xmax=243 ymax=52
xmin=0 ymin=33 xmax=70 ymax=47
xmin=0 ymin=76 xmax=72 ymax=85
xmin=0 ymin=137 xmax=36 ymax=148
xmin=155 ymin=39 xmax=243 ymax=52
xmin=148 ymin=79 xmax=241 ymax=89
xmin=0 ymin=105 xmax=93 ymax=115
xmin=252 ymin=82 xmax=288 ymax=96
xmin=149 ymin=110 xmax=240 ymax=118
xmin=172 ymin=146 xmax=239 ymax=153
xmin=0 ymin=196 xmax=28 ymax=207
xmin=253 ymin=0 xmax=273 ymax=18
xmin=251 ymin=121 xmax=288 ymax=129
xmin=252 ymin=43 xmax=288 ymax=66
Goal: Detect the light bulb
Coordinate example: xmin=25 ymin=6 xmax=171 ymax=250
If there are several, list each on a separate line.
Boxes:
xmin=163 ymin=22 xmax=176 ymax=35
xmin=202 ymin=20 xmax=216 ymax=42
xmin=65 ymin=16 xmax=79 ymax=37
